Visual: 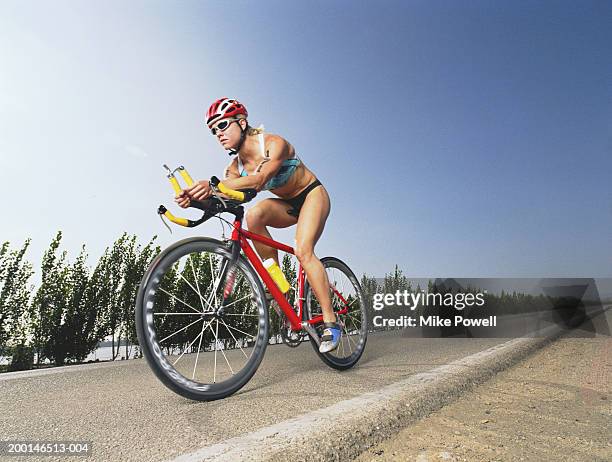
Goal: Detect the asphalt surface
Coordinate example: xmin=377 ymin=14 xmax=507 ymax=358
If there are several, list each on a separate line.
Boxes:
xmin=0 ymin=331 xmax=508 ymax=462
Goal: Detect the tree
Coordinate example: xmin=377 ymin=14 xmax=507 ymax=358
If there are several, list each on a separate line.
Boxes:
xmin=153 ymin=262 xmax=179 ymax=356
xmin=382 ymin=264 xmax=411 ymax=294
xmin=95 ymin=234 xmax=128 ymax=360
xmin=30 ymin=234 xmax=104 ymax=366
xmin=30 ymin=232 xmax=71 ymax=365
xmin=360 ymin=273 xmax=379 ymax=331
xmin=8 ymin=343 xmax=34 ymax=371
xmin=0 ymin=240 xmax=34 ymax=359
xmin=118 ymin=235 xmax=158 ymax=359
xmin=381 ymin=265 xmax=411 ymax=329
xmin=64 ymin=245 xmax=100 ymax=362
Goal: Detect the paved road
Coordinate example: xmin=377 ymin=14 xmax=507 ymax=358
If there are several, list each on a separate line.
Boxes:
xmin=4 ymin=304 xmax=608 ymax=462
xmin=1 ymin=331 xmax=509 ymax=461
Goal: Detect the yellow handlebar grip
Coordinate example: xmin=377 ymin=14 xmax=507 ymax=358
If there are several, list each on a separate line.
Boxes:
xmin=163 ymin=209 xmax=189 ymax=227
xmin=178 ymin=166 xmax=194 ymax=187
xmin=217 ymin=182 xmax=245 ymax=202
xmin=168 ymin=175 xmax=182 ymax=195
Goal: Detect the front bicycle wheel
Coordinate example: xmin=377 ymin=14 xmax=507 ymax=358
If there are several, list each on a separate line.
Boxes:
xmin=304 ymin=256 xmax=368 ymax=370
xmin=135 ymin=237 xmax=268 ymax=401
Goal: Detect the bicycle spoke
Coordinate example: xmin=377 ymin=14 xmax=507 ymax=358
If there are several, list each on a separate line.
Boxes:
xmin=348 ymin=310 xmax=362 ymax=324
xmin=346 ymin=312 xmax=362 ymax=326
xmin=224 ymin=313 xmax=260 ymax=317
xmin=213 ymin=320 xmax=218 ymax=383
xmin=159 ymin=317 xmax=204 ymax=344
xmin=195 ymin=259 xmax=218 ymax=312
xmin=345 ymin=317 xmax=359 ymax=337
xmin=204 ymin=281 xmax=218 ymax=313
xmin=337 ymin=268 xmax=346 ymax=299
xmin=189 ymin=256 xmax=207 ymax=312
xmin=207 ymin=254 xmax=227 ymax=309
xmin=342 ymin=322 xmax=354 ymax=354
xmin=192 ymin=317 xmax=207 ymax=380
xmin=173 ymin=319 xmax=212 ymax=366
xmin=340 ymin=270 xmax=348 ymax=303
xmin=220 ymin=293 xmax=252 ymax=310
xmin=209 ymin=254 xmax=218 ymax=307
xmin=154 ymin=312 xmax=207 ymax=316
xmin=344 ymin=318 xmax=361 ymax=335
xmin=202 ymin=257 xmax=232 ymax=312
xmin=224 ymin=323 xmax=256 ymax=340
xmin=159 ymin=288 xmax=203 ymax=315
xmin=220 ymin=318 xmax=250 ymax=359
xmin=344 ymin=324 xmax=357 ymax=350
xmin=212 ymin=319 xmax=235 ymax=378
xmin=217 ymin=257 xmax=229 ymax=301
xmin=178 ymin=271 xmax=215 ymax=312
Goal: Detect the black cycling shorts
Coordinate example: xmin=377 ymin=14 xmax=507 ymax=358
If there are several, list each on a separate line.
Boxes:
xmin=284 ymin=179 xmax=323 ymax=218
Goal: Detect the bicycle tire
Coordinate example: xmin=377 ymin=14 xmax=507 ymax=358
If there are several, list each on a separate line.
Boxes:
xmin=135 ymin=237 xmax=269 ymax=401
xmin=304 ymin=256 xmax=368 ymax=370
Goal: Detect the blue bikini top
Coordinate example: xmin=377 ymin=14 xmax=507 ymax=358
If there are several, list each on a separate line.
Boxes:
xmin=237 ymin=131 xmax=301 ymax=190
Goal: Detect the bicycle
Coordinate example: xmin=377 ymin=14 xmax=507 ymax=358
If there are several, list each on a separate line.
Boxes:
xmin=135 ymin=166 xmax=368 ymax=401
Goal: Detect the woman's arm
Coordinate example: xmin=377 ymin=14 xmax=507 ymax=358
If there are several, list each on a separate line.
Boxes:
xmin=221 ymin=135 xmax=290 ymax=192
xmin=176 ymin=135 xmax=290 ymax=206
xmin=176 ymin=157 xmax=241 ymax=207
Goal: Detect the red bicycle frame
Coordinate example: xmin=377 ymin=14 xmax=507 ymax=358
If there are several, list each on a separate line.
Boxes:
xmin=227 ymin=218 xmax=350 ymax=332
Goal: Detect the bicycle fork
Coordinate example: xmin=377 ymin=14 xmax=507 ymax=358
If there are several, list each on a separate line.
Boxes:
xmin=218 ymin=239 xmax=241 ymax=314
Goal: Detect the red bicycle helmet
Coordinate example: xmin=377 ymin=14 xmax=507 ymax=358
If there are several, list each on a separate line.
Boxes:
xmin=206 ymin=97 xmax=248 ymax=127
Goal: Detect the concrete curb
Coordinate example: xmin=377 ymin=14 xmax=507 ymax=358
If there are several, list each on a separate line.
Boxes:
xmin=170 ymin=325 xmax=564 ymax=462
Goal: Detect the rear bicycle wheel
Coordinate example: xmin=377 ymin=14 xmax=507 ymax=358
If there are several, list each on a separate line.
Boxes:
xmin=135 ymin=237 xmax=268 ymax=401
xmin=304 ymin=257 xmax=368 ymax=370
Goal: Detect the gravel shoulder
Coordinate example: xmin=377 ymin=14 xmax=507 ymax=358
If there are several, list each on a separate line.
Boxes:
xmin=354 ymin=335 xmax=611 ymax=462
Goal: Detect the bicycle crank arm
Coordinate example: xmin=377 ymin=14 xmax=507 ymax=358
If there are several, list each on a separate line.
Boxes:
xmin=301 ymin=322 xmax=321 ymax=346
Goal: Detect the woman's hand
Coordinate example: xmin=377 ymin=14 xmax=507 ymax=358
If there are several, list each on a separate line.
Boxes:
xmin=173 ymin=180 xmax=212 ymax=208
xmin=174 ymin=190 xmax=191 ymax=208
xmin=187 ymin=179 xmax=213 ymax=201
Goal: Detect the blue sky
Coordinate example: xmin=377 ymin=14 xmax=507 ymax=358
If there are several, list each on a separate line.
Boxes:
xmin=0 ymin=0 xmax=610 ymax=279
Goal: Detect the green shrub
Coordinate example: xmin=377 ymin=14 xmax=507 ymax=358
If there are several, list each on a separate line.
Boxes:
xmin=8 ymin=343 xmax=34 ymax=371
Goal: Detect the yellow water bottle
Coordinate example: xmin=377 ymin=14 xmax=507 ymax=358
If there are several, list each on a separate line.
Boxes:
xmin=263 ymin=258 xmax=290 ymax=294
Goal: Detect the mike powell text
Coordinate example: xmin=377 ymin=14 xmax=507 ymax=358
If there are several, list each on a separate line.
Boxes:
xmin=370 ymin=289 xmax=495 ymax=329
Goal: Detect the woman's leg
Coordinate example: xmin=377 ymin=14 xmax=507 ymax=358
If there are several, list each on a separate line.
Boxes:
xmin=246 ymin=198 xmax=297 ymax=264
xmin=294 ymin=186 xmax=335 ymax=323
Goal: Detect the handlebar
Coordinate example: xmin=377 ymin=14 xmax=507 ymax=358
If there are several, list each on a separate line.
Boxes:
xmin=209 ymin=176 xmax=257 ymax=202
xmin=165 ymin=164 xmax=195 ymax=194
xmin=158 ymin=165 xmax=257 ymax=229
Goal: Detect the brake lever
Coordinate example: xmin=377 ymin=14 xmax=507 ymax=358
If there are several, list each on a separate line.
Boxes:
xmin=159 ymin=213 xmax=173 ymax=234
xmin=209 ymin=187 xmax=228 ymax=209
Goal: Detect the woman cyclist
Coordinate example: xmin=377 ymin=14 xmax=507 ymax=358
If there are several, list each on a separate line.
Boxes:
xmin=175 ymin=97 xmax=341 ymax=353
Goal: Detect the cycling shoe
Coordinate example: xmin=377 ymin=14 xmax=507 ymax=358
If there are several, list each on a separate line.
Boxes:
xmin=319 ymin=322 xmax=341 ymax=353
